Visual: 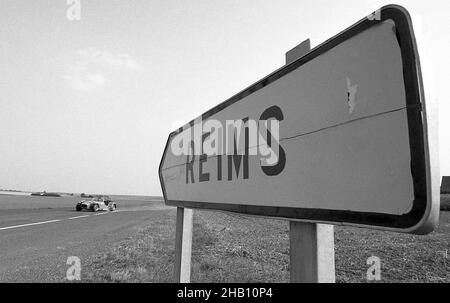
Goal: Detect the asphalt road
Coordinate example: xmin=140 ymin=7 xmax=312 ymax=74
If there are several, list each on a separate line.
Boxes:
xmin=0 ymin=196 xmax=169 ymax=282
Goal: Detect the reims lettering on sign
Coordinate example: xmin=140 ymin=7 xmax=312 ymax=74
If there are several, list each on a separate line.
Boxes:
xmin=185 ymin=106 xmax=286 ymax=184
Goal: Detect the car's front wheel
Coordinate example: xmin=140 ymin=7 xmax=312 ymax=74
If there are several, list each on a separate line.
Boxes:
xmin=92 ymin=204 xmax=99 ymax=212
xmin=76 ymin=205 xmax=81 ymax=211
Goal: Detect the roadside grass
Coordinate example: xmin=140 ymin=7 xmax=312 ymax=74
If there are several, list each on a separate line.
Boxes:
xmin=83 ymin=206 xmax=449 ymax=283
xmin=83 ymin=209 xmax=176 ymax=282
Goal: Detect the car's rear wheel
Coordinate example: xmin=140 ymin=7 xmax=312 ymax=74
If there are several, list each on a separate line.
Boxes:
xmin=92 ymin=204 xmax=99 ymax=212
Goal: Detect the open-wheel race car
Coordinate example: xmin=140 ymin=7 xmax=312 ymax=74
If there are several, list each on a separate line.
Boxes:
xmin=75 ymin=196 xmax=117 ymax=212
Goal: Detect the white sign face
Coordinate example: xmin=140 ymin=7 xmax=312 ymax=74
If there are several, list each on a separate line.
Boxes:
xmin=159 ymin=5 xmax=439 ymax=234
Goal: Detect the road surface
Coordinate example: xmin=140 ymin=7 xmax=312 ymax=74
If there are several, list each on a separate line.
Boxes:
xmin=0 ymin=196 xmax=169 ymax=282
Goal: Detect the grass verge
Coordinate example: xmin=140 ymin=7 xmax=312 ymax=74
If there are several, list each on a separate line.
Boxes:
xmin=83 ymin=208 xmax=449 ymax=283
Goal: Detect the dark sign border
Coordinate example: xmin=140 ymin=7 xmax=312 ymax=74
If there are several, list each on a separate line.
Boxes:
xmin=159 ymin=5 xmax=428 ymax=231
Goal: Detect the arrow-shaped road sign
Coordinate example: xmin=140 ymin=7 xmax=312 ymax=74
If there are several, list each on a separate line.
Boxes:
xmin=159 ymin=5 xmax=439 ymax=234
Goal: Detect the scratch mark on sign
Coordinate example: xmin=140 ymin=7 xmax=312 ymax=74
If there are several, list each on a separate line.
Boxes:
xmin=347 ymin=77 xmax=358 ymax=114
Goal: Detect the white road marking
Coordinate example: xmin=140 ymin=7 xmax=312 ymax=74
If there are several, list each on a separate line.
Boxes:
xmin=94 ymin=212 xmax=108 ymax=216
xmin=0 ymin=219 xmax=61 ymax=231
xmin=0 ymin=210 xmax=123 ymax=232
xmin=68 ymin=215 xmax=90 ymax=220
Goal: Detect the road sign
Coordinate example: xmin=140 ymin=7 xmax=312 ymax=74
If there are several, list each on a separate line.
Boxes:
xmin=159 ymin=5 xmax=439 ymax=234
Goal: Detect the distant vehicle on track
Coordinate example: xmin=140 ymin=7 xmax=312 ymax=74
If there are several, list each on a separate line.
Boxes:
xmin=76 ymin=196 xmax=117 ymax=212
xmin=31 ymin=191 xmax=61 ymax=197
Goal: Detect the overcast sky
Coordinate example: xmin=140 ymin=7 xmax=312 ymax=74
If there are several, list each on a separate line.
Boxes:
xmin=0 ymin=0 xmax=448 ymax=195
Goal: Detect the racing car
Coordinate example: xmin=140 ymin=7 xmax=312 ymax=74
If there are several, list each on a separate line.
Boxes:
xmin=75 ymin=196 xmax=117 ymax=212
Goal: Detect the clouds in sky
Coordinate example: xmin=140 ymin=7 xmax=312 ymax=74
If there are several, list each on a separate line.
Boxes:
xmin=62 ymin=48 xmax=143 ymax=92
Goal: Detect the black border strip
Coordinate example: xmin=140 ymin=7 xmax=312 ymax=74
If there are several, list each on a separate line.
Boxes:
xmin=159 ymin=6 xmax=427 ymax=230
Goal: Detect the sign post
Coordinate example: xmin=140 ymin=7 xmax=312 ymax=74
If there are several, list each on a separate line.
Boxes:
xmin=173 ymin=207 xmax=193 ymax=282
xmin=286 ymin=39 xmax=335 ymax=283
